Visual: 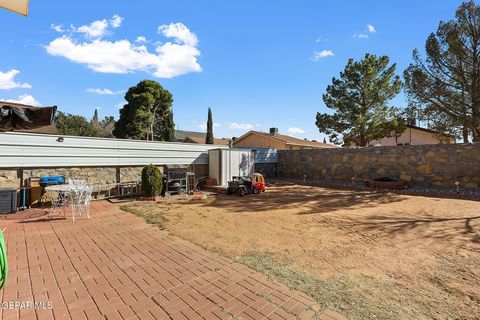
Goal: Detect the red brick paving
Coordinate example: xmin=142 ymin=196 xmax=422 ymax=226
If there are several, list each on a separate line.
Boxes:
xmin=0 ymin=201 xmax=346 ymax=319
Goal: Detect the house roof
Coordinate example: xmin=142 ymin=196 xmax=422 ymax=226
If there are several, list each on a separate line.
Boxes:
xmin=233 ymin=130 xmax=338 ymax=148
xmin=174 ymin=130 xmax=206 ymax=141
xmin=183 ymin=136 xmax=231 ymax=146
xmin=407 ymin=124 xmax=451 ymax=136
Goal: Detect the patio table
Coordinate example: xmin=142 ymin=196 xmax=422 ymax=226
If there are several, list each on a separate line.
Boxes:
xmin=45 ymin=184 xmax=91 ymax=221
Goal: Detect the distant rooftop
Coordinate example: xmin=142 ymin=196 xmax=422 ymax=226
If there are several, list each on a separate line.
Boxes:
xmin=174 ymin=129 xmax=230 ymax=145
xmin=234 ymin=130 xmax=338 ymax=148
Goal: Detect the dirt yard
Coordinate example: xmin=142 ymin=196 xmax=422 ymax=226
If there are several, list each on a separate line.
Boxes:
xmin=121 ymin=183 xmax=480 ymax=319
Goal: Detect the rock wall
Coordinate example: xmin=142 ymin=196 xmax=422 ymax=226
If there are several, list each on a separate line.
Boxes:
xmin=277 ymin=144 xmax=480 ymax=189
xmin=0 ymin=170 xmax=19 ymax=188
xmin=0 ymin=164 xmax=209 ymax=189
xmin=22 ymin=167 xmax=120 ymax=185
xmin=255 ymin=163 xmax=277 ymax=179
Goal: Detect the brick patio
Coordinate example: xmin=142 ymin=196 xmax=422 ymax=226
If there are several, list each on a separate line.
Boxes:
xmin=0 ymin=201 xmax=346 ymax=320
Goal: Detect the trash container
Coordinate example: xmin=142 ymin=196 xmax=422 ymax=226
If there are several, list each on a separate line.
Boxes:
xmin=0 ymin=188 xmax=17 ymax=214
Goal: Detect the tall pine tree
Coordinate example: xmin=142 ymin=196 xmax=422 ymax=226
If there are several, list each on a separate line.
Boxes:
xmin=404 ymin=1 xmax=480 ymax=142
xmin=113 ymin=80 xmax=174 ymax=141
xmin=205 ymin=107 xmax=214 ymax=144
xmin=316 ymin=53 xmax=403 ymax=146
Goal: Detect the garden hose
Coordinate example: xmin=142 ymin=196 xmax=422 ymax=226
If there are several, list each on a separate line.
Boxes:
xmin=0 ymin=229 xmax=7 ymax=288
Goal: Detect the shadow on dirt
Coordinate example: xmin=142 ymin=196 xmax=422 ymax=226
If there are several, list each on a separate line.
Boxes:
xmin=204 ymin=182 xmax=406 ymax=215
xmin=348 ymin=213 xmax=480 ymax=244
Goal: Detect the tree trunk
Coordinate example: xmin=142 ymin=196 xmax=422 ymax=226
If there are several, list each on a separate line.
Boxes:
xmin=462 ymin=125 xmax=469 ymax=143
xmin=472 ymin=102 xmax=480 ymax=142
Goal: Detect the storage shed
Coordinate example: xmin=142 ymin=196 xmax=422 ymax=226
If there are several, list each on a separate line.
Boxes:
xmin=208 ymin=149 xmax=255 ymax=186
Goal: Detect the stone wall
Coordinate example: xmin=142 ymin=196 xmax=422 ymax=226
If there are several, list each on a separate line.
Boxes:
xmin=255 ymin=163 xmax=277 ymax=179
xmin=0 ymin=169 xmax=19 ymax=188
xmin=277 ymin=143 xmax=480 ymax=189
xmin=0 ymin=164 xmax=209 ymax=189
xmin=22 ymin=167 xmax=119 ymax=185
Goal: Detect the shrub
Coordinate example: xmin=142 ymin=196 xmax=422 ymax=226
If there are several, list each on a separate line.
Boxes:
xmin=141 ymin=164 xmax=163 ymax=196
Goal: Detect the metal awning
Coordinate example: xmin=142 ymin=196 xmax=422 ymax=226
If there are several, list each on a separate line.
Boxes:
xmin=0 ymin=0 xmax=29 ymax=16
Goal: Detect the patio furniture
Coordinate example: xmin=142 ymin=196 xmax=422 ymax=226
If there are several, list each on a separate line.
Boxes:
xmin=45 ymin=182 xmax=93 ymax=221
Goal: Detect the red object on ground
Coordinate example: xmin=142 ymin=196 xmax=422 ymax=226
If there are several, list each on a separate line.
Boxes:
xmin=206 ymin=179 xmax=217 ymax=186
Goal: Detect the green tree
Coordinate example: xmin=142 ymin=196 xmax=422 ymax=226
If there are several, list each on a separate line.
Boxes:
xmin=55 ymin=111 xmax=100 ymax=137
xmin=113 ymin=80 xmax=174 ymax=140
xmin=404 ymin=1 xmax=480 ymax=142
xmin=205 ymin=107 xmax=214 ymax=144
xmin=97 ymin=116 xmax=116 ymax=138
xmin=162 ymin=110 xmax=175 ymax=142
xmin=92 ymin=109 xmax=99 ymax=124
xmin=141 ymin=164 xmax=163 ymax=197
xmin=316 ymin=53 xmax=403 ymax=146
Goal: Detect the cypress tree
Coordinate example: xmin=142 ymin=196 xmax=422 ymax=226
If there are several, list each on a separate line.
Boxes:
xmin=206 ymin=107 xmax=214 ymax=144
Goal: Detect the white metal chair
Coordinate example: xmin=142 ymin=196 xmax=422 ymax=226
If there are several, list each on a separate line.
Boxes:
xmin=49 ymin=190 xmax=70 ymax=219
xmin=78 ymin=185 xmax=93 ymax=220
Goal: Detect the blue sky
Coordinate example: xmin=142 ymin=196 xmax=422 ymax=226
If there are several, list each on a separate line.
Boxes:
xmin=0 ymin=0 xmax=465 ymax=140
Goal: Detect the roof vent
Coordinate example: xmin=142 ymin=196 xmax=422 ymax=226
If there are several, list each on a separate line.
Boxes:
xmin=269 ymin=127 xmax=278 ymax=135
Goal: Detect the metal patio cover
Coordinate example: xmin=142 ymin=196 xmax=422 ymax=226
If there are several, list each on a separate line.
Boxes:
xmin=0 ymin=0 xmax=29 ymax=16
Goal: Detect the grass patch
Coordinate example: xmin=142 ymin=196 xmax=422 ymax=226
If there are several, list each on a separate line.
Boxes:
xmin=119 ymin=204 xmax=168 ymax=230
xmin=235 ymin=251 xmax=399 ymax=320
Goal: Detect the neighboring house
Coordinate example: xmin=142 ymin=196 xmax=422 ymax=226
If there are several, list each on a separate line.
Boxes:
xmin=174 ymin=130 xmax=206 ymax=142
xmin=174 ymin=130 xmax=231 ymax=146
xmin=367 ymin=124 xmax=454 ymax=146
xmin=233 ymin=128 xmax=338 ymax=150
xmin=183 ymin=136 xmax=231 ymax=146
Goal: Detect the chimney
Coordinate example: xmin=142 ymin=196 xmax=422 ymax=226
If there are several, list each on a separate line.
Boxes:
xmin=269 ymin=127 xmax=278 ymax=135
xmin=407 ymin=117 xmax=416 ymax=126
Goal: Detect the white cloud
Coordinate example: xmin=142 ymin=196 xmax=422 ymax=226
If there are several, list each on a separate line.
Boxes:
xmin=229 ymin=123 xmax=253 ymax=130
xmin=311 ymin=50 xmax=334 ymax=61
xmin=46 ymin=20 xmax=201 ymax=78
xmin=135 ymin=36 xmax=147 ymax=43
xmin=4 ymin=94 xmax=40 ymax=106
xmin=110 ymin=15 xmax=123 ymax=28
xmin=315 ymin=36 xmax=328 ymax=42
xmin=77 ymin=19 xmax=110 ymax=38
xmin=115 ymin=102 xmax=125 ymax=109
xmin=86 ymin=88 xmax=123 ymax=95
xmin=353 ymin=24 xmax=376 ymax=39
xmin=198 ymin=122 xmax=220 ymax=130
xmin=353 ymin=33 xmax=369 ymax=39
xmin=0 ymin=69 xmax=31 ymax=90
xmin=158 ymin=22 xmax=198 ymax=46
xmin=50 ymin=24 xmax=64 ymax=32
xmin=288 ymin=127 xmax=305 ymax=135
